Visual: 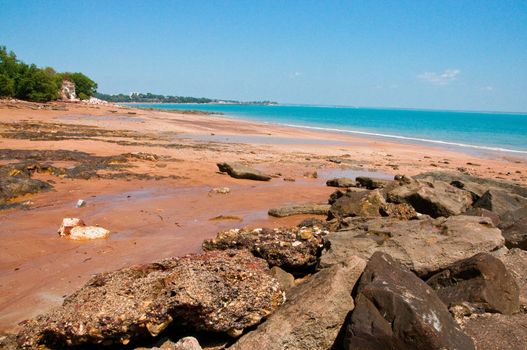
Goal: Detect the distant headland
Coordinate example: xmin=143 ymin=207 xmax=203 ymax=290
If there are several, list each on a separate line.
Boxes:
xmin=95 ymin=92 xmax=278 ymax=105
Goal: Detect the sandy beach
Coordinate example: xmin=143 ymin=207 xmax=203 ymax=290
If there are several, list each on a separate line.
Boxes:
xmin=1 ymin=99 xmax=526 ymax=333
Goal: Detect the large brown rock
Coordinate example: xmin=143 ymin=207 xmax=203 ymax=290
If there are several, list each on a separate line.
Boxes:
xmin=426 ymin=253 xmax=519 ymax=315
xmin=230 ymin=256 xmax=366 ymax=350
xmin=16 ymin=250 xmax=284 ymax=348
xmin=355 ymin=176 xmax=395 ymax=189
xmin=321 ymin=216 xmax=504 ymax=276
xmin=328 ymin=189 xmax=385 ymax=220
xmin=387 ymin=179 xmax=473 ymax=218
xmin=498 ymin=206 xmax=527 ymax=250
xmin=217 ymin=162 xmax=271 ymax=181
xmin=462 ymin=313 xmax=527 ymax=350
xmin=343 ymin=252 xmax=475 ymax=350
xmin=473 ymin=189 xmax=527 ymax=217
xmin=203 ymin=226 xmax=328 ymax=274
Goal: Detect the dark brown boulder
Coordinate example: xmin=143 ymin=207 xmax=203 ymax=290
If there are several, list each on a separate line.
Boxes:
xmin=343 ymin=252 xmax=475 ymax=350
xmin=326 ymin=177 xmax=357 ymax=188
xmin=494 ymin=248 xmax=527 ymax=310
xmin=203 ymin=226 xmax=328 ymax=274
xmin=426 ymin=253 xmax=520 ymax=315
xmin=16 ymin=250 xmax=284 ymax=348
xmin=217 ymin=162 xmax=271 ymax=181
xmin=464 ymin=207 xmax=501 ymax=226
xmin=355 ymin=176 xmax=394 ymax=189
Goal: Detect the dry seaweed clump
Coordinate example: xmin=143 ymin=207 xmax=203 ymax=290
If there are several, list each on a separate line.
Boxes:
xmin=203 ymin=226 xmax=329 ymax=274
xmin=16 ymin=250 xmax=284 ymax=348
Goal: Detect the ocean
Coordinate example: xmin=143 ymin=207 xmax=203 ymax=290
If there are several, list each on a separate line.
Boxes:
xmin=127 ymin=104 xmax=527 ymax=155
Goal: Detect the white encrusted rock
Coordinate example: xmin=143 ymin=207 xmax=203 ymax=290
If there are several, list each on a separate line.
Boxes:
xmin=69 ymin=226 xmax=110 ymax=240
xmin=58 ymin=218 xmax=85 ymax=236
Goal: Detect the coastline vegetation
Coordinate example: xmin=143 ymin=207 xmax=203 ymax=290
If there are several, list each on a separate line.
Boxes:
xmin=0 ymin=46 xmax=97 ymax=102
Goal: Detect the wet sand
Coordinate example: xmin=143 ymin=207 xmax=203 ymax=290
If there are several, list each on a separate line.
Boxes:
xmin=0 ymin=100 xmax=526 ymax=332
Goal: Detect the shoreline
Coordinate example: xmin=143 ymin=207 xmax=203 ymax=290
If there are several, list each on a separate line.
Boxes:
xmin=0 ymin=99 xmax=526 ymax=333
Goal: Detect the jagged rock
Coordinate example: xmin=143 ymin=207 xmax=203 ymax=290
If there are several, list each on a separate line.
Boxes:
xmin=217 ymin=162 xmax=271 ymax=181
xmin=328 ymin=189 xmax=385 ymax=220
xmin=231 ymin=256 xmax=366 ymax=350
xmin=203 ymin=226 xmax=328 ymax=274
xmin=0 ymin=162 xmax=52 ymax=208
xmin=450 ymin=179 xmax=488 ymax=201
xmin=60 ymin=79 xmax=77 ymax=100
xmin=355 ymin=176 xmax=394 ymax=189
xmin=58 ymin=218 xmax=110 ymax=240
xmin=387 ymin=179 xmax=473 ymax=218
xmin=426 ymin=253 xmax=519 ymax=315
xmin=501 ymin=217 xmax=527 ymax=250
xmin=57 ymin=217 xmax=85 ymax=236
xmin=343 ymin=252 xmax=475 ymax=350
xmin=326 ymin=177 xmax=357 ymax=188
xmin=494 ymin=248 xmax=527 ymax=310
xmin=268 ymin=204 xmax=330 ymax=217
xmin=321 ymin=216 xmax=504 ymax=276
xmin=473 ymin=189 xmax=527 ymax=217
xmin=462 ymin=313 xmax=527 ymax=350
xmin=380 ymin=202 xmax=418 ymax=220
xmin=16 ymin=250 xmax=284 ymax=348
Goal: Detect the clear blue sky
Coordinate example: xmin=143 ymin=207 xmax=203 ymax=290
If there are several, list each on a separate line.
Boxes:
xmin=1 ymin=0 xmax=526 ymax=112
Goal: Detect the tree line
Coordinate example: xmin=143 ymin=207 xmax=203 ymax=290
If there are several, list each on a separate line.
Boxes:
xmin=95 ymin=92 xmax=277 ymax=105
xmin=0 ymin=46 xmax=97 ymax=102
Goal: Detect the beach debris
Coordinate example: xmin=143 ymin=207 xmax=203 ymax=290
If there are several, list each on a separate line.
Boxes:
xmin=267 ymin=203 xmax=330 ymax=217
xmin=76 ymin=199 xmax=86 ymax=208
xmin=203 ymin=225 xmax=329 ymax=274
xmin=57 ymin=218 xmax=110 ymax=240
xmin=217 ymin=162 xmax=271 ymax=181
xmin=16 ymin=250 xmax=284 ymax=348
xmin=210 ymin=187 xmax=230 ymax=194
xmin=426 ymin=253 xmax=520 ymax=315
xmin=343 ymin=252 xmax=475 ymax=350
xmin=326 ymin=177 xmax=357 ymax=188
xmin=231 ymin=256 xmax=366 ymax=350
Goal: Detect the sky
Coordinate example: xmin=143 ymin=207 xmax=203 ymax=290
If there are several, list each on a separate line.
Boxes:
xmin=1 ymin=0 xmax=527 ymax=112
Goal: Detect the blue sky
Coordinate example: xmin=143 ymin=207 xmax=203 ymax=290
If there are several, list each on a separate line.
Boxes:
xmin=1 ymin=0 xmax=526 ymax=112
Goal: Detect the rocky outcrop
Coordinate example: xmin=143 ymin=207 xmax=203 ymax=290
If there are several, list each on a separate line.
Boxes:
xmin=321 ymin=216 xmax=504 ymax=276
xmin=387 ymin=179 xmax=473 ymax=218
xmin=343 ymin=252 xmax=475 ymax=350
xmin=217 ymin=162 xmax=271 ymax=181
xmin=16 ymin=250 xmax=284 ymax=348
xmin=203 ymin=226 xmax=328 ymax=274
xmin=473 ymin=189 xmax=527 ymax=217
xmin=326 ymin=177 xmax=357 ymax=188
xmin=426 ymin=253 xmax=519 ymax=315
xmin=494 ymin=248 xmax=527 ymax=310
xmin=462 ymin=313 xmax=527 ymax=350
xmin=231 ymin=256 xmax=366 ymax=350
xmin=328 ymin=189 xmax=385 ymax=220
xmin=268 ymin=204 xmax=330 ymax=217
xmin=60 ymin=79 xmax=77 ymax=101
xmin=464 ymin=207 xmax=501 ymax=226
xmin=0 ymin=162 xmax=52 ymax=208
xmin=355 ymin=176 xmax=394 ymax=189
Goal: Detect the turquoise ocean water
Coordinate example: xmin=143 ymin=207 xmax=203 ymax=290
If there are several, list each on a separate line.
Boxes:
xmin=128 ymin=104 xmax=527 ymax=155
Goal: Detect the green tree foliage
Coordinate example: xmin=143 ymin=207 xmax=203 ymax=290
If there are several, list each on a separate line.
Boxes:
xmin=95 ymin=92 xmax=277 ymax=105
xmin=0 ymin=45 xmax=97 ymax=102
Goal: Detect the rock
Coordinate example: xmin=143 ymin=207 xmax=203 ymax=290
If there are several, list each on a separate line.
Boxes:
xmin=17 ymin=250 xmax=284 ymax=348
xmin=355 ymin=176 xmax=394 ymax=189
xmin=464 ymin=207 xmax=501 ymax=226
xmin=303 ymin=171 xmax=318 ymax=179
xmin=426 ymin=253 xmax=519 ymax=315
xmin=69 ymin=226 xmax=110 ymax=240
xmin=321 ymin=216 xmax=504 ymax=276
xmin=203 ymin=226 xmax=328 ymax=274
xmin=343 ymin=252 xmax=475 ymax=350
xmin=173 ymin=337 xmax=202 ymax=350
xmin=76 ymin=199 xmax=86 ymax=208
xmin=501 ymin=217 xmax=527 ymax=250
xmin=270 ymin=266 xmax=295 ymax=291
xmin=57 ymin=217 xmax=85 ymax=236
xmin=379 ymin=202 xmax=418 ymax=220
xmin=326 ymin=177 xmax=357 ymax=188
xmin=268 ymin=204 xmax=330 ymax=217
xmin=217 ymin=162 xmax=271 ymax=181
xmin=450 ymin=179 xmax=488 ymax=201
xmin=231 ymin=256 xmax=366 ymax=350
xmin=60 ymin=79 xmax=77 ymax=101
xmin=387 ymin=179 xmax=473 ymax=218
xmin=328 ymin=189 xmax=386 ymax=220
xmin=473 ymin=189 xmax=527 ymax=217
xmin=494 ymin=248 xmax=527 ymax=310
xmin=462 ymin=313 xmax=527 ymax=350
xmin=0 ymin=162 xmax=52 ymax=208
xmin=414 ymin=171 xmax=527 ymax=197
xmin=211 ymin=187 xmax=230 ymax=194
